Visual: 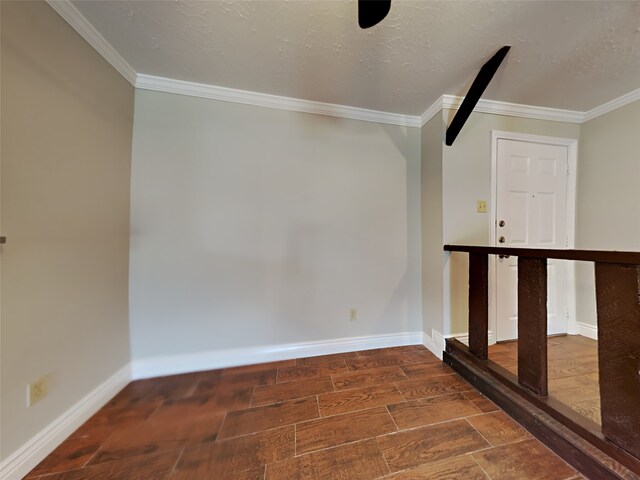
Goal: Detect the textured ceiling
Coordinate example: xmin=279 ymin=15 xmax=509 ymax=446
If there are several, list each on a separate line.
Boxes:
xmin=72 ymin=0 xmax=640 ymax=116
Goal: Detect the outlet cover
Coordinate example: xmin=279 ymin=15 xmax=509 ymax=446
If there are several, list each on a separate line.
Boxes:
xmin=476 ymin=200 xmax=488 ymax=213
xmin=27 ymin=376 xmax=48 ymax=407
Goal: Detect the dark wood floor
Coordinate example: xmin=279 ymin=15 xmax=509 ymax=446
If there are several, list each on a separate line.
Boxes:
xmin=488 ymin=335 xmax=600 ymax=425
xmin=27 ymin=345 xmax=584 ymax=479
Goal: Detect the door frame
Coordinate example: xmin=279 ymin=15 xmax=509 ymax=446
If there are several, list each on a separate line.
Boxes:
xmin=488 ymin=130 xmax=578 ymax=343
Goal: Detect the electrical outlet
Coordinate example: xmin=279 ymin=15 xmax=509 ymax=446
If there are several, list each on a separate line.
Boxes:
xmin=27 ymin=376 xmax=48 ymax=407
xmin=349 ymin=308 xmax=357 ymax=321
xmin=476 ymin=200 xmax=488 ymax=213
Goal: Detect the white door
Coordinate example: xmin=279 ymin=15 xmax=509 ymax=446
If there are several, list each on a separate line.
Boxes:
xmin=495 ymin=138 xmax=570 ymax=341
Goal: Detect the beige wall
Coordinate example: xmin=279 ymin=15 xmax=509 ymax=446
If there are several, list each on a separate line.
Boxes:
xmin=1 ymin=1 xmax=134 ymax=461
xmin=441 ymin=111 xmax=580 ymax=334
xmin=575 ymin=99 xmax=640 ymax=326
xmin=129 ymin=89 xmax=422 ymax=361
xmin=420 ymin=113 xmax=445 ymax=336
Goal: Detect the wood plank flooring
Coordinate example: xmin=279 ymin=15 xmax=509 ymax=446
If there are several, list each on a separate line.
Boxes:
xmin=26 ymin=345 xmax=582 ymax=480
xmin=488 ymin=335 xmax=601 ymax=424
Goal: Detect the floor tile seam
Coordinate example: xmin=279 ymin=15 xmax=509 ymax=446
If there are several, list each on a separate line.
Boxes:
xmin=216 ymin=416 xmax=311 ymax=442
xmin=467 ymin=452 xmax=496 ymax=480
xmin=292 ymin=431 xmax=396 ymax=459
xmin=470 ymin=436 xmax=538 ymax=459
xmin=141 ymin=400 xmax=165 ymax=423
xmin=216 ymin=409 xmax=231 ymax=439
xmin=78 ymin=443 xmax=191 ymax=471
xmin=487 ymin=410 xmax=539 ymax=442
xmin=332 ymin=365 xmax=406 ymax=379
xmin=397 ymin=371 xmax=458 ymax=382
xmin=248 ymin=383 xmax=259 ymax=407
xmin=398 ymin=359 xmax=448 ymax=369
xmin=329 ymin=375 xmax=411 ymax=392
xmin=81 ymin=438 xmax=108 ymax=469
xmin=303 ymin=400 xmax=400 ymax=423
xmin=318 ymin=380 xmax=403 ymax=401
xmin=346 ymin=360 xmax=440 ymax=373
xmin=390 ymin=387 xmax=480 ymax=405
xmin=275 ymin=368 xmax=350 ymax=385
xmin=318 ymin=399 xmax=405 ymax=419
xmin=389 ymin=383 xmax=406 ymax=400
xmin=183 ymin=381 xmax=200 ymax=399
xmin=375 ymin=415 xmax=486 ymax=438
xmin=329 ymin=372 xmax=337 ymax=391
xmin=24 ymin=466 xmax=75 ymax=479
xmin=385 ymin=404 xmax=400 ymax=432
xmin=374 ymin=452 xmax=487 ymax=480
xmin=458 ymin=409 xmax=507 ymax=423
xmin=463 ymin=417 xmax=496 ymax=448
xmin=224 ymin=394 xmax=319 ymax=415
xmin=393 ymin=381 xmax=410 ymax=402
xmin=248 ymin=387 xmax=334 ymax=408
xmin=372 ymin=435 xmax=393 ymax=478
xmin=294 ymin=403 xmax=397 ymax=434
xmin=398 ymin=385 xmax=475 ymax=400
xmin=167 ymin=447 xmax=185 ymax=477
xmin=198 ymin=423 xmax=296 ymax=449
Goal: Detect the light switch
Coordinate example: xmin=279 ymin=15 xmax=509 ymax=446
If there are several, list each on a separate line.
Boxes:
xmin=476 ymin=200 xmax=488 ymax=213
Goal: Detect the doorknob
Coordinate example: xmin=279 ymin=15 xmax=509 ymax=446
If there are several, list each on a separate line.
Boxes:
xmin=498 ymin=236 xmax=506 ymax=243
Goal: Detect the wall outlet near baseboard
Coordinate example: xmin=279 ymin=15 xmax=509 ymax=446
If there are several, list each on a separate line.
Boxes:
xmin=349 ymin=308 xmax=357 ymax=321
xmin=27 ymin=376 xmax=48 ymax=407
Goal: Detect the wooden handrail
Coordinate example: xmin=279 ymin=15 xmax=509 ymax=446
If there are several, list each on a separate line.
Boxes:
xmin=444 ymin=244 xmax=640 ymax=265
xmin=445 ymin=243 xmax=640 ymax=462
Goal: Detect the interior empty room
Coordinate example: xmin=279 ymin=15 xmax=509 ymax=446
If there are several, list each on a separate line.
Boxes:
xmin=1 ymin=1 xmax=639 ymax=479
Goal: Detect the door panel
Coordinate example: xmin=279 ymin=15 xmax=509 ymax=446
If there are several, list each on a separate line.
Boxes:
xmin=495 ymin=138 xmax=570 ymax=341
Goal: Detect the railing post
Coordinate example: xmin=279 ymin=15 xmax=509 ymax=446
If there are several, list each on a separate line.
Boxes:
xmin=468 ymin=253 xmax=489 ymax=359
xmin=517 ymin=257 xmax=548 ymax=396
xmin=595 ymin=262 xmax=640 ymax=459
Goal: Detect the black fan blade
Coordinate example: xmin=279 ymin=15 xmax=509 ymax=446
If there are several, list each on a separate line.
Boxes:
xmin=358 ymin=0 xmax=391 ymax=29
xmin=445 ymin=46 xmax=511 ymax=146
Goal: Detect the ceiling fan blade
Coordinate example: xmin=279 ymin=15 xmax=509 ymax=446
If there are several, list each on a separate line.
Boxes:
xmin=445 ymin=46 xmax=511 ymax=146
xmin=358 ymin=0 xmax=391 ymax=29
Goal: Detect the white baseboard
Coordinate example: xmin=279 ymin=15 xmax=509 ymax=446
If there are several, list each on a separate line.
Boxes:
xmin=423 ymin=329 xmax=445 ymax=360
xmin=0 ymin=328 xmax=449 ymax=478
xmin=132 ymin=331 xmax=425 ymax=380
xmin=0 ymin=365 xmax=131 ymax=480
xmin=445 ymin=331 xmax=496 ymax=347
xmin=422 ymin=329 xmax=496 ymax=361
xmin=575 ymin=322 xmax=598 ymax=340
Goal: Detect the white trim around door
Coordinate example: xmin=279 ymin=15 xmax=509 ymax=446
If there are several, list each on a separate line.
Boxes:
xmin=489 ymin=131 xmax=578 ymax=343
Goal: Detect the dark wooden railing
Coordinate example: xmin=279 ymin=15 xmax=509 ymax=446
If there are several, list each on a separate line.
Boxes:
xmin=443 ymin=244 xmax=640 ymax=477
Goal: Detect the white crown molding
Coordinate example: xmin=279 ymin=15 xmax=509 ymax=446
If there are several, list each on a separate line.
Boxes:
xmin=0 ymin=365 xmax=130 ymax=480
xmin=136 ymin=74 xmax=422 ymax=128
xmin=45 ymin=0 xmax=638 ymax=127
xmin=583 ymin=87 xmax=640 ymax=122
xmin=132 ymin=331 xmax=424 ymax=379
xmin=420 ymin=96 xmax=445 ymax=127
xmin=46 ymin=0 xmax=136 ymax=85
xmin=441 ymin=95 xmax=585 ymax=124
